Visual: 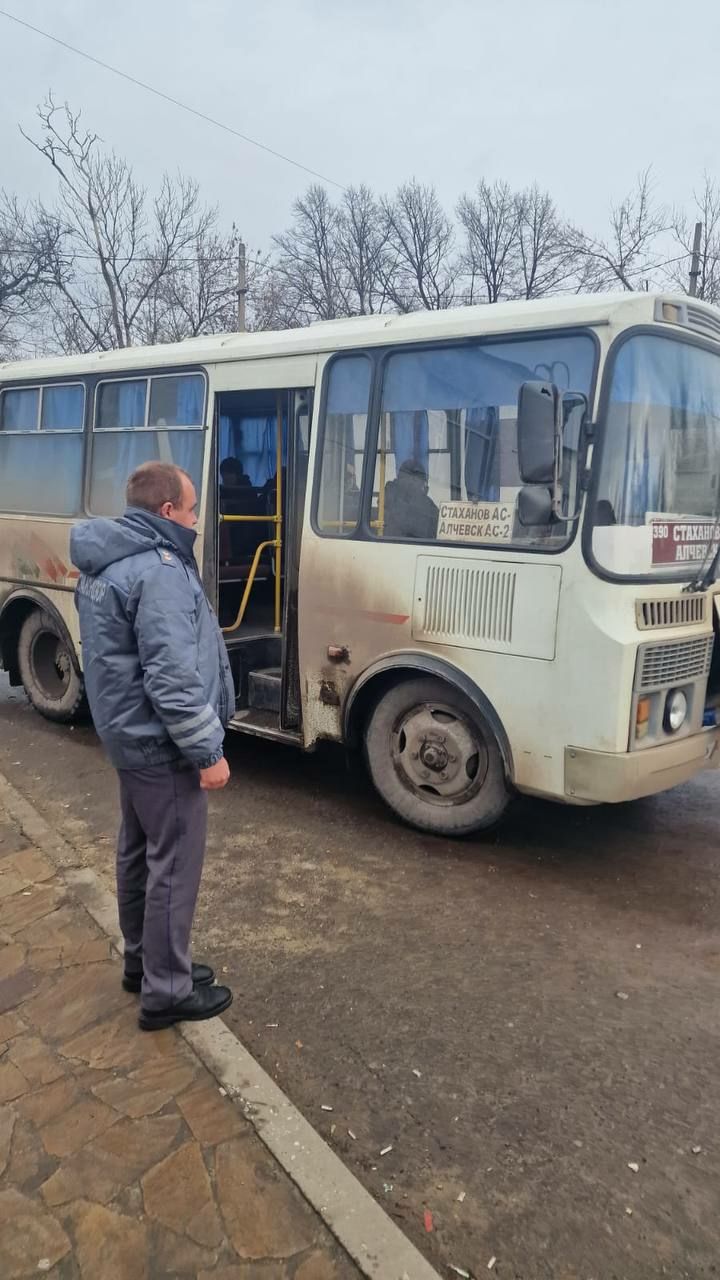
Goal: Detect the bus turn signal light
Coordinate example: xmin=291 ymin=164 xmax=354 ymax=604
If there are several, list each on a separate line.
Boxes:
xmin=635 ymin=698 xmax=651 ymax=739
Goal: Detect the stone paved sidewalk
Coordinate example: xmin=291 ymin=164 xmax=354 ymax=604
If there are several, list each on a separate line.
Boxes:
xmin=0 ymin=806 xmax=361 ymax=1280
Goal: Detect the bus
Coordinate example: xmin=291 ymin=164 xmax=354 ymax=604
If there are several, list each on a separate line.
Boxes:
xmin=2 ymin=292 xmax=720 ymax=836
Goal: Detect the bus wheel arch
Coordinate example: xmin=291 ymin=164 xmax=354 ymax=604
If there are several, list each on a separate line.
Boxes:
xmin=1 ymin=594 xmax=85 ymax=723
xmin=345 ymin=657 xmax=513 ymax=837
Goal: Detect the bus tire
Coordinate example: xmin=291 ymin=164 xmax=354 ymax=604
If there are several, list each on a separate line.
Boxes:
xmin=364 ymin=677 xmax=510 ymax=836
xmin=17 ymin=609 xmax=86 ymax=724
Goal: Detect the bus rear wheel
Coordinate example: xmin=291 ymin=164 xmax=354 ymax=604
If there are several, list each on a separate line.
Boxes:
xmin=364 ymin=677 xmax=510 ymax=836
xmin=17 ymin=609 xmax=86 ymax=724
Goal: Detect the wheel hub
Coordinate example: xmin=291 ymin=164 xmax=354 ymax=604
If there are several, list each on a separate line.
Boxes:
xmin=392 ymin=702 xmax=488 ymax=805
xmin=419 ymin=739 xmax=449 ymax=772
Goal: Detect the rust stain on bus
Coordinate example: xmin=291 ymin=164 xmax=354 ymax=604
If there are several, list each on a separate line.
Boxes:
xmin=314 ymin=604 xmax=409 ymax=625
xmin=319 ymin=678 xmax=341 ymax=707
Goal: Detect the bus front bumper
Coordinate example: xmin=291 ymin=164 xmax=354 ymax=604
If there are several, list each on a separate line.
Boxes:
xmin=564 ymin=727 xmax=720 ymax=804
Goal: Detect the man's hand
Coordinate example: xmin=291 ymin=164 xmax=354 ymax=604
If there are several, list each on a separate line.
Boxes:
xmin=199 ymin=757 xmax=230 ymax=790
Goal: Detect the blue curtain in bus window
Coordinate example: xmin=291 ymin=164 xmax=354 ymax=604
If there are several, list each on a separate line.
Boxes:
xmin=327 ymin=357 xmax=371 ymax=414
xmin=90 ymin=430 xmax=204 ymax=515
xmin=383 ymin=338 xmax=595 ymax=413
xmin=391 ymin=411 xmax=429 ymax=472
xmin=608 ymin=336 xmax=697 ymax=523
xmin=150 ymin=374 xmax=204 ymax=426
xmin=0 ymin=434 xmax=83 ymax=514
xmin=628 ymin=424 xmax=652 ymax=521
xmin=382 ymin=347 xmax=536 ymax=412
xmin=233 ymin=416 xmax=288 ymax=486
xmin=175 ymin=375 xmax=204 ymax=425
xmin=464 ymin=406 xmax=500 ymax=501
xmin=118 ymin=381 xmax=146 ymax=427
xmin=97 ymin=379 xmax=147 ymax=429
xmin=219 ymin=414 xmax=231 ymax=461
xmin=41 ymin=385 xmax=84 ymax=430
xmin=1 ymin=387 xmax=39 ymax=431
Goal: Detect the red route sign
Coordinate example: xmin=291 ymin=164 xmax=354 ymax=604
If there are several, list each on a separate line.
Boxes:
xmin=651 ymin=518 xmax=720 ymax=566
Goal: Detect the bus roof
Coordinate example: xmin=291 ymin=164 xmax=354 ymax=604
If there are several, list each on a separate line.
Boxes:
xmin=2 ymin=292 xmax=718 ymax=381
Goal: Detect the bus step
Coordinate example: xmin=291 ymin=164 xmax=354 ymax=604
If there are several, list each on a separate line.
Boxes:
xmin=248 ymin=667 xmax=281 ymax=713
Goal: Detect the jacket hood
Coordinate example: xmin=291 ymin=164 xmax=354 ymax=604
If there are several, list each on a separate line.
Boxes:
xmin=70 ymin=508 xmax=197 ymax=575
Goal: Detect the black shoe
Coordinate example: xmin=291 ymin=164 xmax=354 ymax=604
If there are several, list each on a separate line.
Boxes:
xmin=139 ymin=983 xmax=233 ymax=1032
xmin=123 ymin=962 xmax=215 ymax=995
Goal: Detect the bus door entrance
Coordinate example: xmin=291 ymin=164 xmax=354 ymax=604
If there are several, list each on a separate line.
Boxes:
xmin=216 ymin=386 xmax=312 ymax=737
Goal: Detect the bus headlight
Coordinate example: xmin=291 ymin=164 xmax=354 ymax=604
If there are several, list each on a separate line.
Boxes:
xmin=664 ymin=689 xmax=688 ymax=734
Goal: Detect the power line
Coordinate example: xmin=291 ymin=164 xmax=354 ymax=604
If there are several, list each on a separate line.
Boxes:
xmin=0 ymin=243 xmax=272 ymax=270
xmin=0 ymin=7 xmax=346 ymax=192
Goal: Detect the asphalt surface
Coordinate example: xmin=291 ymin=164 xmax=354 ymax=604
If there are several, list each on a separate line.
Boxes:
xmin=1 ymin=671 xmax=719 ymax=1280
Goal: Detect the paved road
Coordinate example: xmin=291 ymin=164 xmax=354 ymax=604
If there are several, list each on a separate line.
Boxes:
xmin=2 ymin=672 xmax=719 ymax=1280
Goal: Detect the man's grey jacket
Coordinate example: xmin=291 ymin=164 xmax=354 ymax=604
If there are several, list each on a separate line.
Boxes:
xmin=70 ymin=508 xmax=235 ymax=771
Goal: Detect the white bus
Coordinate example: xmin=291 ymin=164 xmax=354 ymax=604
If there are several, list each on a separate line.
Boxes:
xmin=2 ymin=292 xmax=720 ymax=835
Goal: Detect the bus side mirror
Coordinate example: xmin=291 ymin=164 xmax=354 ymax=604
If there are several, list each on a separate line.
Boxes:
xmin=517 ymin=485 xmax=553 ymax=527
xmin=517 ymin=381 xmax=561 ymax=484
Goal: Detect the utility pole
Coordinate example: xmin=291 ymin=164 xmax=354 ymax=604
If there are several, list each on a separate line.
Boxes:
xmin=689 ymin=221 xmax=703 ymax=297
xmin=237 ymin=239 xmax=247 ymax=331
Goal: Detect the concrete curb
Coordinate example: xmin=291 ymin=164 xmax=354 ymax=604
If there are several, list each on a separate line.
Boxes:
xmin=0 ymin=770 xmax=442 ymax=1280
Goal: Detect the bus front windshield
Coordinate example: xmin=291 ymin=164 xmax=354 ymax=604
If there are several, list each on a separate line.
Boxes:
xmin=591 ymin=333 xmax=720 ymax=579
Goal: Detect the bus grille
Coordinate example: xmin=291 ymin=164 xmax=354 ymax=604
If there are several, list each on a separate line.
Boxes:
xmin=636 ymin=594 xmax=707 ymax=629
xmin=637 ymin=636 xmax=713 ymax=690
xmin=420 ymin=563 xmax=517 ymax=644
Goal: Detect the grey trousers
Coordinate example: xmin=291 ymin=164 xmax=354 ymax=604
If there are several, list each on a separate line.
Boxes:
xmin=116 ymin=763 xmax=208 ymax=1011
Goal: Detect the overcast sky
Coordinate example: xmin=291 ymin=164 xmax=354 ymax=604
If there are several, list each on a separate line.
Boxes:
xmin=1 ymin=0 xmax=719 ymax=254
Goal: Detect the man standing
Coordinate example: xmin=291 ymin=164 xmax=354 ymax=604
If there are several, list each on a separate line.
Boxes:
xmin=70 ymin=461 xmax=235 ymax=1031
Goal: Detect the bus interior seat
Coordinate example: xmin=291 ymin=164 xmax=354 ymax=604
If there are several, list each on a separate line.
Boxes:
xmin=219 ymin=483 xmax=273 ymax=582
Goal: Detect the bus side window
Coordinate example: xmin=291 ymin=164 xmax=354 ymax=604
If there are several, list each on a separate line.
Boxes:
xmin=0 ymin=382 xmax=85 ymax=516
xmin=370 ymin=337 xmax=595 ymax=547
xmin=315 ymin=356 xmax=371 ymax=537
xmin=88 ymin=373 xmax=206 ymax=516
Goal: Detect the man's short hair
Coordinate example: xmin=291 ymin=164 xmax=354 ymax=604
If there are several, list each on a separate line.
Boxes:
xmin=126 ymin=462 xmax=191 ymax=513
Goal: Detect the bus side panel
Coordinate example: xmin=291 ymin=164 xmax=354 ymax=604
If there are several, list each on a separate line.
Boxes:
xmin=0 ymin=516 xmax=81 ymax=646
xmin=296 ymin=530 xmax=646 ymax=802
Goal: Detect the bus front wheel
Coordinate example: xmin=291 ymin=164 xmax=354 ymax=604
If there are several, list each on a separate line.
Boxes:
xmin=364 ymin=677 xmax=510 ymax=836
xmin=17 ymin=610 xmax=86 ymax=724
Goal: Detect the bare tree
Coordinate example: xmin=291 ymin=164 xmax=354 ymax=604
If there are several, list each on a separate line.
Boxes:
xmin=380 ymin=180 xmax=457 ymax=311
xmin=457 ymin=180 xmax=580 ymax=304
xmin=337 ymin=185 xmax=391 ymax=315
xmin=22 ymin=96 xmax=216 ymax=351
xmin=457 ymin=180 xmax=521 ymax=303
xmin=272 ymin=185 xmax=349 ymax=324
xmin=667 ymin=176 xmax=720 ymax=302
xmin=568 ymin=169 xmax=667 ymax=292
xmin=138 ymin=228 xmax=270 ymax=343
xmin=515 ymin=184 xmax=582 ymax=299
xmin=0 ymin=194 xmax=61 ymax=356
xmin=248 ymin=264 xmax=296 ymax=331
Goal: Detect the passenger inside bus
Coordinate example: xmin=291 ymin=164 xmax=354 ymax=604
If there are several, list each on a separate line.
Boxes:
xmin=384 ymin=459 xmax=439 ymax=540
xmin=219 ymin=456 xmax=251 ymax=489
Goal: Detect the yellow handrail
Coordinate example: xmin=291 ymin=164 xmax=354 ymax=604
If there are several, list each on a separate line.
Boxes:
xmin=220 ymin=513 xmax=280 ymax=523
xmin=221 ymin=538 xmax=279 ymax=634
xmin=220 ymin=391 xmax=284 ymax=635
